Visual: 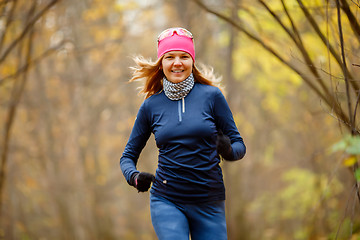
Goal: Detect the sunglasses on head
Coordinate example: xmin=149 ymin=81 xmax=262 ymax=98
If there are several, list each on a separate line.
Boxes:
xmin=157 ymin=27 xmax=193 ymax=42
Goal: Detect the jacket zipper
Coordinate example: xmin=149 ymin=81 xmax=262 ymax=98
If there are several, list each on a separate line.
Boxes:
xmin=178 ymin=97 xmax=185 ymax=122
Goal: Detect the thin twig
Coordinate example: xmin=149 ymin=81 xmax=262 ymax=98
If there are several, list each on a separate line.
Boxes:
xmin=325 ymin=0 xmax=335 ymax=97
xmin=319 ymin=100 xmax=360 ymax=134
xmin=336 ymin=0 xmax=354 ymax=134
xmin=296 ymin=0 xmax=359 ymax=92
xmin=280 ymin=0 xmax=302 ymax=45
xmin=260 ymin=0 xmax=332 ymax=99
xmin=335 ymin=184 xmax=358 ymax=240
xmin=351 ymin=0 xmax=360 ymax=9
xmin=340 ymin=0 xmax=360 ymax=43
xmin=353 ymin=91 xmax=360 ymax=130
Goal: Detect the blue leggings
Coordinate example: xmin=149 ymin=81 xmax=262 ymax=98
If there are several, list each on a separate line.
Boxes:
xmin=150 ymin=194 xmax=227 ymax=240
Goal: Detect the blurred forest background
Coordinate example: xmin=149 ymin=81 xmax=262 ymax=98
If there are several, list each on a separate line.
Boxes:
xmin=0 ymin=0 xmax=360 ymax=239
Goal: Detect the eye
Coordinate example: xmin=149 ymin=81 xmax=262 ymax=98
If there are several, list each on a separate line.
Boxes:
xmin=181 ymin=55 xmax=190 ymax=59
xmin=165 ymin=56 xmax=174 ymax=59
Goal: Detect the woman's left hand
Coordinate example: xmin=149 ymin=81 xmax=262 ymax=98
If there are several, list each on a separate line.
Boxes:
xmin=216 ymin=129 xmax=233 ymax=160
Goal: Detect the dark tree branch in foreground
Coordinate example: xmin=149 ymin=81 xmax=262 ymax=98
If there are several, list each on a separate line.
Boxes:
xmin=192 ymin=0 xmax=354 ymax=133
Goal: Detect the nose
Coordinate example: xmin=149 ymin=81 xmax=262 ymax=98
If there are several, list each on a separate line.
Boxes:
xmin=173 ymin=57 xmax=182 ymax=65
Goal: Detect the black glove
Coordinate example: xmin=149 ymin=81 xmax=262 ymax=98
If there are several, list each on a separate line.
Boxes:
xmin=216 ymin=129 xmax=233 ymax=160
xmin=130 ymin=172 xmax=155 ymax=192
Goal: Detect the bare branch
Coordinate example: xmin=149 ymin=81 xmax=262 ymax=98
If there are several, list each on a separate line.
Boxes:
xmin=335 ymin=183 xmax=359 ymax=239
xmin=336 ymin=0 xmax=354 ymax=134
xmin=0 ymin=0 xmax=37 ymax=218
xmin=353 ymin=91 xmax=360 ymax=127
xmin=280 ymin=0 xmax=302 ymax=45
xmin=340 ymin=0 xmax=360 ymax=43
xmin=319 ymin=100 xmax=360 ymax=134
xmin=192 ymin=0 xmax=351 ymax=129
xmin=0 ymin=0 xmax=59 ymax=64
xmin=0 ymin=40 xmax=69 ymax=86
xmin=296 ymin=0 xmax=359 ymax=92
xmin=258 ymin=0 xmax=331 ymax=98
xmin=191 ymin=0 xmax=324 ymax=99
xmin=351 ymin=0 xmax=360 ymax=8
xmin=0 ymin=0 xmax=18 ymax=52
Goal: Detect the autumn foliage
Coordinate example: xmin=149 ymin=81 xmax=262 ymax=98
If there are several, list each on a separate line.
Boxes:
xmin=0 ymin=0 xmax=359 ymax=239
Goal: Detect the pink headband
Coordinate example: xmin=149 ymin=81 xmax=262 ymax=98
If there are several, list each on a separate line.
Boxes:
xmin=157 ymin=33 xmax=195 ymax=61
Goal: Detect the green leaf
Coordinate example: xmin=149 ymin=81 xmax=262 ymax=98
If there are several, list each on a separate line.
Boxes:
xmin=355 ymin=168 xmax=360 ymax=182
xmin=345 ymin=136 xmax=360 ymax=155
xmin=331 ymin=135 xmax=360 ymax=155
xmin=331 ymin=139 xmax=347 ymax=153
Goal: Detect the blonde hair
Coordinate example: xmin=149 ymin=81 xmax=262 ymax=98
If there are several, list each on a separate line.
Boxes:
xmin=129 ymin=56 xmax=222 ymax=99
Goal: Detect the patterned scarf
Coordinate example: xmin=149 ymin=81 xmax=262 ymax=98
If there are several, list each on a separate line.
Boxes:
xmin=163 ymin=73 xmax=195 ymax=100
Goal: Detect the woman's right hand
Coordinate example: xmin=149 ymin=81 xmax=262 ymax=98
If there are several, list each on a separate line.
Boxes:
xmin=130 ymin=172 xmax=155 ymax=192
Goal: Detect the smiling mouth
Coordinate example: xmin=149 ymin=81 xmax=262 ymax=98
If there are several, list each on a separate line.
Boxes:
xmin=171 ymin=70 xmax=184 ymax=73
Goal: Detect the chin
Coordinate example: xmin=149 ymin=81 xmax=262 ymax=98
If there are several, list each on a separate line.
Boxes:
xmin=175 ymin=79 xmax=186 ymax=83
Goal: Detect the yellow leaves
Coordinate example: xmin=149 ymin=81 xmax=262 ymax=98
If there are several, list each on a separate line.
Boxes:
xmin=81 ymin=0 xmax=126 ymax=46
xmin=108 ymin=27 xmax=122 ymax=39
xmin=0 ymin=62 xmax=17 ymax=77
xmin=82 ymin=4 xmax=108 ymax=22
xmin=25 ymin=176 xmax=38 ymax=189
xmin=83 ymin=0 xmax=137 ymax=23
xmin=89 ymin=49 xmax=103 ymax=62
xmin=96 ymin=175 xmax=106 ymax=186
xmin=233 ymin=36 xmax=302 ymax=117
xmin=46 ymin=76 xmax=66 ymax=104
xmin=114 ymin=0 xmax=139 ymax=12
xmin=302 ymin=32 xmax=327 ymax=59
xmin=15 ymin=221 xmax=26 ymax=234
xmin=250 ymin=167 xmax=343 ymax=223
xmin=342 ymin=155 xmax=357 ymax=167
xmin=262 ymin=94 xmax=280 ymax=112
xmin=263 ymin=145 xmax=275 ymax=166
xmin=17 ymin=175 xmax=40 ymax=197
xmin=234 ymin=112 xmax=254 ymax=138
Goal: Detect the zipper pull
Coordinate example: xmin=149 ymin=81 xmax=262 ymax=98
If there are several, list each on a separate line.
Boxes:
xmin=182 ymin=97 xmax=185 ymax=113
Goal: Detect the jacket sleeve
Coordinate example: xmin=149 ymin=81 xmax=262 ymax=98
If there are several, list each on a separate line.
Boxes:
xmin=120 ymin=101 xmax=152 ymax=184
xmin=213 ymin=88 xmax=246 ymax=160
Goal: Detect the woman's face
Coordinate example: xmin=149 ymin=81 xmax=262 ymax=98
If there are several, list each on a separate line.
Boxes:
xmin=161 ymin=51 xmax=193 ymax=84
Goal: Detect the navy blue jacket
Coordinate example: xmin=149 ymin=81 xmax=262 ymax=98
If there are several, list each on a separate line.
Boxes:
xmin=120 ymin=83 xmax=246 ymax=203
